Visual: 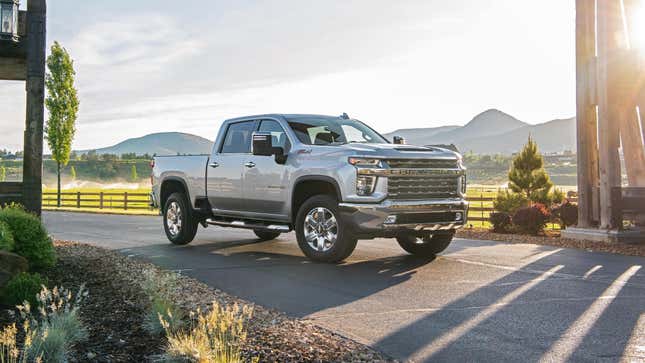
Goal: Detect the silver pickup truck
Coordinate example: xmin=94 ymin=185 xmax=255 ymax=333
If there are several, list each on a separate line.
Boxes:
xmin=151 ymin=114 xmax=468 ymax=262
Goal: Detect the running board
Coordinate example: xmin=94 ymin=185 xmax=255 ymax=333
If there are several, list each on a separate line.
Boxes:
xmin=206 ymin=218 xmax=291 ymax=232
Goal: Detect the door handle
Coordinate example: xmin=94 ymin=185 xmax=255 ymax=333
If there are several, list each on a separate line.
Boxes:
xmin=244 ymin=161 xmax=256 ymax=168
xmin=209 ymin=162 xmax=219 ymax=168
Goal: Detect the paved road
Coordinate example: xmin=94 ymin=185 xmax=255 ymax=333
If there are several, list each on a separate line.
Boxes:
xmin=44 ymin=212 xmax=645 ymax=362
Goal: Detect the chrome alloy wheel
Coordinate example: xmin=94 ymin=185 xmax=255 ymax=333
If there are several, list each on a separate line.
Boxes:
xmin=166 ymin=201 xmax=183 ymax=237
xmin=304 ymin=207 xmax=338 ymax=252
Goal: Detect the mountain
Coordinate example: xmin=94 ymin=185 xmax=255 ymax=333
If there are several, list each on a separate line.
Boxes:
xmin=80 ymin=132 xmax=213 ymax=156
xmin=385 ymin=125 xmax=460 ymax=144
xmin=386 ymin=109 xmax=528 ymax=147
xmin=385 ymin=109 xmax=575 ymax=154
xmin=460 ymin=117 xmax=576 ymax=154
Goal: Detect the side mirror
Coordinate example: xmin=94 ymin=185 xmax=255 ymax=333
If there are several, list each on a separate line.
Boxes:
xmin=393 ymin=136 xmax=406 ymax=145
xmin=252 ymin=132 xmax=287 ymax=164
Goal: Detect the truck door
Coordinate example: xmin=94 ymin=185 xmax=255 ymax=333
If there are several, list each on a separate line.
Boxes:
xmin=243 ymin=119 xmax=290 ymax=218
xmin=207 ymin=120 xmax=258 ymax=214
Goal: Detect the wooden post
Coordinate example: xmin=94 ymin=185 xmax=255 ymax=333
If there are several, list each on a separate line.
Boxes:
xmin=124 ymin=192 xmax=128 ymax=210
xmin=575 ymin=0 xmax=600 ymax=227
xmin=100 ymin=192 xmax=104 ymax=209
xmin=76 ymin=191 xmax=80 ymax=208
xmin=22 ymin=0 xmax=46 ymax=216
xmin=596 ymin=0 xmax=623 ymax=230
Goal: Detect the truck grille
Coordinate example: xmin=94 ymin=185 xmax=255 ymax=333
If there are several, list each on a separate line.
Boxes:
xmin=386 ymin=159 xmax=459 ymax=169
xmin=388 ymin=176 xmax=460 ymax=200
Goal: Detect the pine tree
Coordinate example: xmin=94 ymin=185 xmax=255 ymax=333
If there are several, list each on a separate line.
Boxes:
xmin=70 ymin=165 xmax=76 ymax=180
xmin=508 ymin=137 xmax=553 ymax=203
xmin=130 ymin=165 xmax=138 ymax=182
xmin=45 ymin=41 xmax=79 ymax=207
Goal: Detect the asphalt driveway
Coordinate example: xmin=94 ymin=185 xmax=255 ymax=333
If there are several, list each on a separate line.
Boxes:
xmin=44 ymin=212 xmax=645 ymax=362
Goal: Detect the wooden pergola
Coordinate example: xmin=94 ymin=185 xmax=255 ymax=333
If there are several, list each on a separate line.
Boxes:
xmin=0 ymin=0 xmax=46 ymax=215
xmin=564 ymin=0 xmax=645 ymax=242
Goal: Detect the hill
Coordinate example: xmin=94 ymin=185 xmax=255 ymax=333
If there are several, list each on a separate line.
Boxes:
xmin=385 ymin=109 xmax=575 ymax=154
xmin=385 ymin=125 xmax=460 ymax=144
xmin=461 ymin=117 xmax=576 ymax=154
xmin=79 ymin=132 xmax=213 ymax=156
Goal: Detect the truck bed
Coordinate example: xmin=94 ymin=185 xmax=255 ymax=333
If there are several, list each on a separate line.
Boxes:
xmin=152 ymin=154 xmax=209 ymax=206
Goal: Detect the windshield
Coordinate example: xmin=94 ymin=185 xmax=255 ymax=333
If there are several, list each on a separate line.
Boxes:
xmin=286 ymin=116 xmax=388 ymax=145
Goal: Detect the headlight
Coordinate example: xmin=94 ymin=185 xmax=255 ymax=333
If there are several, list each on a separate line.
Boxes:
xmin=356 ymin=175 xmax=377 ymax=196
xmin=348 ymin=157 xmax=382 ymax=167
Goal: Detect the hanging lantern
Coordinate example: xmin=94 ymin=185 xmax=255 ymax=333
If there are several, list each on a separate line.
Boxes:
xmin=0 ymin=0 xmax=19 ymax=42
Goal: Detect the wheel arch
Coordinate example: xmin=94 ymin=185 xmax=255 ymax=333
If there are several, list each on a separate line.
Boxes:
xmin=291 ymin=175 xmax=342 ymax=221
xmin=160 ymin=177 xmax=191 ymax=209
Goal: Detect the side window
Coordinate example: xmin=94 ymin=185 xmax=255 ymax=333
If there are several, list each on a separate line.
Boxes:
xmin=259 ymin=120 xmax=290 ymax=151
xmin=220 ymin=121 xmax=257 ymax=154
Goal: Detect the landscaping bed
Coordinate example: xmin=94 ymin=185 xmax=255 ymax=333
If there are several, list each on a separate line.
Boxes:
xmin=2 ymin=241 xmax=391 ymax=362
xmin=456 ymin=227 xmax=645 ymax=257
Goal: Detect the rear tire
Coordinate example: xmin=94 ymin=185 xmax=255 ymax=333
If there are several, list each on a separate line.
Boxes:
xmin=396 ymin=232 xmax=454 ymax=257
xmin=295 ymin=195 xmax=357 ymax=263
xmin=163 ymin=192 xmax=198 ymax=245
xmin=253 ymin=229 xmax=281 ymax=241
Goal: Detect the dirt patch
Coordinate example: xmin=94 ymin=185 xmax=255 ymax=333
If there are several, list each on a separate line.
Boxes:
xmin=456 ymin=228 xmax=645 ymax=257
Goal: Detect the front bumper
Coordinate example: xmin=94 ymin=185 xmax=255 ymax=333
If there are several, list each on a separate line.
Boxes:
xmin=339 ymin=198 xmax=468 ymax=237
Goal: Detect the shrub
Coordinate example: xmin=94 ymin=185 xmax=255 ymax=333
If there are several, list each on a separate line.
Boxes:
xmin=489 ymin=212 xmax=512 ymax=233
xmin=532 ymin=187 xmax=565 ymax=206
xmin=162 ymin=302 xmax=253 ymax=363
xmin=0 ymin=205 xmax=56 ymax=270
xmin=19 ymin=284 xmax=89 ymax=362
xmin=144 ymin=296 xmax=184 ymax=335
xmin=552 ymin=201 xmax=578 ymax=229
xmin=512 ymin=204 xmax=551 ymax=235
xmin=2 ymin=272 xmax=45 ymax=306
xmin=0 ymin=220 xmax=14 ymax=252
xmin=141 ymin=270 xmax=184 ymax=335
xmin=493 ymin=190 xmax=528 ymax=214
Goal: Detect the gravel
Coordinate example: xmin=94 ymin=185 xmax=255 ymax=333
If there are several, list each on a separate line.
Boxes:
xmin=42 ymin=241 xmax=393 ymax=362
xmin=456 ymin=228 xmax=645 ymax=257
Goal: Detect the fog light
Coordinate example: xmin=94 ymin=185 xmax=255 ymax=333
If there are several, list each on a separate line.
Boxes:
xmin=455 ymin=212 xmax=463 ymax=221
xmin=384 ymin=215 xmax=397 ymax=224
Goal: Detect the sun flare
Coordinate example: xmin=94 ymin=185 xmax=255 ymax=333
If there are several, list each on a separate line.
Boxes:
xmin=629 ymin=3 xmax=645 ymax=52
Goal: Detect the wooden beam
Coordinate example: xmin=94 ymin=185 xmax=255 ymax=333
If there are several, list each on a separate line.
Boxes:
xmin=596 ymin=0 xmax=624 ymax=230
xmin=0 ymin=57 xmax=26 ymax=80
xmin=575 ymin=0 xmax=600 ymax=227
xmin=22 ymin=0 xmax=46 ymax=216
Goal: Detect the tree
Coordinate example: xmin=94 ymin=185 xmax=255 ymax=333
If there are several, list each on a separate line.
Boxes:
xmin=0 ymin=165 xmax=5 ymax=182
xmin=70 ymin=165 xmax=76 ymax=180
xmin=508 ymin=137 xmax=553 ymax=204
xmin=130 ymin=165 xmax=138 ymax=182
xmin=45 ymin=41 xmax=79 ymax=207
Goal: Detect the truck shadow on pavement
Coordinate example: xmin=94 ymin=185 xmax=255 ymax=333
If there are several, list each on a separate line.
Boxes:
xmin=122 ymin=236 xmax=645 ymax=363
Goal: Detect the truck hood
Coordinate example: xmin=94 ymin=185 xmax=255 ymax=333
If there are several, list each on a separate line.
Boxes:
xmin=340 ymin=143 xmax=461 ymax=160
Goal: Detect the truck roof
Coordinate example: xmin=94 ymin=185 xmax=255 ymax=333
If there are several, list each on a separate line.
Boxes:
xmin=224 ymin=114 xmax=342 ymax=122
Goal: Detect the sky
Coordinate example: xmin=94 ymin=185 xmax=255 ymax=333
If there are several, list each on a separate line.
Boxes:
xmin=0 ymin=0 xmax=576 ymax=151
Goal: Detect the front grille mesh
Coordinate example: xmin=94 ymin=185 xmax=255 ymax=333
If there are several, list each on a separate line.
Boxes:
xmin=386 ymin=159 xmax=459 ymax=169
xmin=388 ymin=176 xmax=460 ymax=200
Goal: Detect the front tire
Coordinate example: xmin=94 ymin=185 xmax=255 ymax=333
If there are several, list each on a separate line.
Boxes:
xmin=396 ymin=232 xmax=454 ymax=257
xmin=253 ymin=229 xmax=281 ymax=241
xmin=295 ymin=195 xmax=357 ymax=263
xmin=163 ymin=192 xmax=198 ymax=245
